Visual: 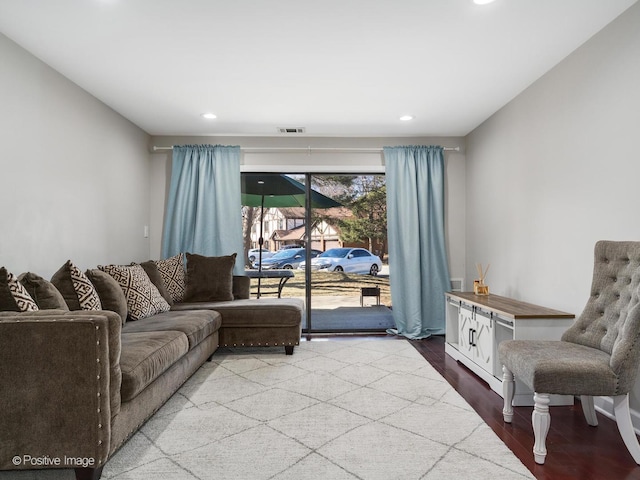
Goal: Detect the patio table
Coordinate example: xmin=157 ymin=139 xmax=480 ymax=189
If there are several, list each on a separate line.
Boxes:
xmin=244 ymin=269 xmax=295 ymax=298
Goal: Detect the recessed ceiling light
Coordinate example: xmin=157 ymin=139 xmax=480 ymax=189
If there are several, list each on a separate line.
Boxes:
xmin=399 ymin=115 xmax=414 ymax=121
xmin=473 ymin=0 xmax=496 ymax=5
xmin=201 ymin=113 xmax=217 ymax=119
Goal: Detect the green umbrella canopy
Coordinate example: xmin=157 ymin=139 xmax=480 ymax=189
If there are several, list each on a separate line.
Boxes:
xmin=241 ymin=174 xmax=341 ymax=293
xmin=241 ymin=174 xmax=341 ymax=209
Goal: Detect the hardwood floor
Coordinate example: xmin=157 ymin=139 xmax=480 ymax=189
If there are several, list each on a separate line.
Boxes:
xmin=410 ymin=335 xmax=640 ymax=480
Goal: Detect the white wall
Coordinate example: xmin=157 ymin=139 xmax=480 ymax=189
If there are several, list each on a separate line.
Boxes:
xmin=148 ymin=136 xmax=467 ymax=282
xmin=465 ymin=2 xmax=640 ymax=418
xmin=0 ymin=34 xmax=152 ymax=278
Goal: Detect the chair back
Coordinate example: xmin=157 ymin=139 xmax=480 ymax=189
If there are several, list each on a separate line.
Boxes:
xmin=562 ymin=241 xmax=640 ymax=392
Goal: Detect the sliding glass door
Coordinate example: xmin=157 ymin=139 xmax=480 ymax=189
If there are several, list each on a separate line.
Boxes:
xmin=240 ymin=172 xmax=392 ymax=333
xmin=306 ymin=173 xmax=392 ymax=333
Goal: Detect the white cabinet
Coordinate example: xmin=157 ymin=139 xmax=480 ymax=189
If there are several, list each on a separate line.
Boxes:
xmin=445 ymin=292 xmax=575 ymax=406
xmin=457 ymin=306 xmax=494 ymax=375
xmin=472 ymin=309 xmax=494 ymax=375
xmin=457 ymin=305 xmax=474 ymax=358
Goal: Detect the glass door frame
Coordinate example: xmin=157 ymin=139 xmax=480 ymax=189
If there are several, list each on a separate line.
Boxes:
xmin=241 ymin=171 xmax=388 ymax=336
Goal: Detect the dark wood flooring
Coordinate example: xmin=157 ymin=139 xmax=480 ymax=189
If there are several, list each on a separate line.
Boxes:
xmin=410 ymin=334 xmax=640 ymax=480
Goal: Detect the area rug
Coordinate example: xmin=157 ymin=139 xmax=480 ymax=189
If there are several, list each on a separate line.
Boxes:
xmin=5 ymin=339 xmax=534 ymax=480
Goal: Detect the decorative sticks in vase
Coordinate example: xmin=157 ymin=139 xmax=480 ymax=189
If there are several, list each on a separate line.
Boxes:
xmin=474 ymin=263 xmax=490 ymax=295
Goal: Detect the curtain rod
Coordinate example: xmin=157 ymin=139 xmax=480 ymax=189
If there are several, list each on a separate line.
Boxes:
xmin=152 ymin=145 xmax=460 ymax=153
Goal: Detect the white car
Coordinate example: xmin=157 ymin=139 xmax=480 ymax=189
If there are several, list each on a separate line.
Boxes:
xmin=299 ymin=247 xmax=381 ymax=275
xmin=247 ymin=248 xmax=274 ymax=263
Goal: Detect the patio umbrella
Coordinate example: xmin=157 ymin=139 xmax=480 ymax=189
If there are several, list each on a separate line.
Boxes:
xmin=241 ymin=174 xmax=341 ymax=296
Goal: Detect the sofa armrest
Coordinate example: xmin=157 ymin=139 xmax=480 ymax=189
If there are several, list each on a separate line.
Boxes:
xmin=233 ymin=275 xmax=251 ymax=300
xmin=0 ymin=311 xmax=121 ymax=470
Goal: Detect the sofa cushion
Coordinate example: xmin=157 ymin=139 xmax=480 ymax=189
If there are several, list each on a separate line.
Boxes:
xmin=173 ymin=298 xmax=303 ymax=327
xmin=184 ymin=253 xmax=237 ymax=303
xmin=119 ymin=331 xmax=189 ymax=402
xmin=154 ymin=253 xmax=186 ymax=303
xmin=85 ymin=269 xmax=128 ymax=324
xmin=232 ymin=275 xmax=251 ymax=300
xmin=51 ymin=260 xmax=102 ymax=311
xmin=0 ymin=267 xmax=38 ymax=312
xmin=121 ymin=310 xmax=221 ymax=349
xmin=498 ymin=339 xmax=616 ymax=395
xmin=139 ymin=260 xmax=173 ymax=305
xmin=17 ymin=272 xmax=68 ymax=310
xmin=99 ymin=264 xmax=171 ymax=321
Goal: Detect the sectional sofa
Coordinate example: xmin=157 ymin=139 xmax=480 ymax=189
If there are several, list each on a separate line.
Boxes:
xmin=0 ymin=252 xmax=303 ymax=480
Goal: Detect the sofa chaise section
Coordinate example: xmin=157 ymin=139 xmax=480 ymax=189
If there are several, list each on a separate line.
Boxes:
xmin=172 ymin=297 xmax=304 ymax=354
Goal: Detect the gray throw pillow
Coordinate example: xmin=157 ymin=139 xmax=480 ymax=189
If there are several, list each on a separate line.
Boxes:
xmin=85 ymin=269 xmax=128 ymax=324
xmin=183 ymin=253 xmax=237 ymax=302
xmin=18 ymin=272 xmax=68 ymax=310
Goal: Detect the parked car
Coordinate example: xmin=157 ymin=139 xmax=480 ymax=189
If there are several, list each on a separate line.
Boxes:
xmin=247 ymin=248 xmax=274 ymax=263
xmin=254 ymin=248 xmax=322 ymax=270
xmin=299 ymin=247 xmax=381 ymax=275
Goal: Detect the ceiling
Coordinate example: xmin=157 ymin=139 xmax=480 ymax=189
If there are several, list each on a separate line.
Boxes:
xmin=0 ymin=0 xmax=636 ymax=137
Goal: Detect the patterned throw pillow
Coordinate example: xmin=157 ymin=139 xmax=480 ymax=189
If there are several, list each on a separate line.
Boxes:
xmin=139 ymin=261 xmax=173 ymax=305
xmin=69 ymin=262 xmax=102 ymax=310
xmin=51 ymin=260 xmax=102 ymax=311
xmin=0 ymin=267 xmax=39 ymax=312
xmin=99 ymin=264 xmax=170 ymax=321
xmin=154 ymin=253 xmax=186 ymax=303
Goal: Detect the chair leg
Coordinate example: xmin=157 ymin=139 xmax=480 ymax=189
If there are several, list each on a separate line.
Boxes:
xmin=613 ymin=394 xmax=640 ymax=464
xmin=532 ymin=392 xmax=551 ymax=464
xmin=580 ymin=395 xmax=598 ymax=426
xmin=502 ymin=366 xmax=515 ymax=423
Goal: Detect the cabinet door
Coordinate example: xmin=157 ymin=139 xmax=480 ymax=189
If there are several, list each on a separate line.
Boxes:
xmin=473 ymin=311 xmax=494 ymax=375
xmin=458 ymin=306 xmax=474 ymax=358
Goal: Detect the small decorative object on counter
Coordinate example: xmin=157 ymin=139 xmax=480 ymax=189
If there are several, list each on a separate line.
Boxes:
xmin=474 ymin=263 xmax=490 ymax=295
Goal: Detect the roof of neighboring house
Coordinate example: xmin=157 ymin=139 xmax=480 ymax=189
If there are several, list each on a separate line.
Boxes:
xmin=272 ymin=218 xmax=347 ymax=243
xmin=272 ymin=226 xmax=306 ymax=242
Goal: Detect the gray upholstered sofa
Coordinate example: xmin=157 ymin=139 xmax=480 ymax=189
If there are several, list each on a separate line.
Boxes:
xmin=0 ymin=254 xmax=303 ymax=480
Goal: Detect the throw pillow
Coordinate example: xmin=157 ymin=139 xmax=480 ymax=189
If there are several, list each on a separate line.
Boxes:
xmin=139 ymin=260 xmax=173 ymax=305
xmin=18 ymin=272 xmax=69 ymax=310
xmin=50 ymin=260 xmax=102 ymax=311
xmin=154 ymin=253 xmax=186 ymax=303
xmin=99 ymin=264 xmax=170 ymax=321
xmin=183 ymin=252 xmax=237 ymax=302
xmin=85 ymin=269 xmax=128 ymax=323
xmin=0 ymin=267 xmax=39 ymax=312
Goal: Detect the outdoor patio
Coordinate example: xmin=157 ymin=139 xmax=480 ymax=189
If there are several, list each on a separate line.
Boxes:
xmin=294 ymin=294 xmax=395 ymax=332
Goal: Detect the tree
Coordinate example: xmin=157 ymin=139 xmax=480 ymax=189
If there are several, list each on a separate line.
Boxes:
xmin=242 ymin=206 xmax=261 ymax=266
xmin=337 ymin=184 xmax=387 ymax=259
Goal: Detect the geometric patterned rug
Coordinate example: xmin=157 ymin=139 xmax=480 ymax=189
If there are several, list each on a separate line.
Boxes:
xmin=2 ymin=339 xmax=534 ymax=479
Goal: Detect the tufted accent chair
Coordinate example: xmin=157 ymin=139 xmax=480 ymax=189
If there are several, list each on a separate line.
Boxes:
xmin=499 ymin=240 xmax=640 ymax=465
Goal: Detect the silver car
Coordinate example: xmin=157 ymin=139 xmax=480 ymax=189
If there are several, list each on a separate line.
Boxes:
xmin=254 ymin=248 xmax=322 ymax=270
xmin=299 ymin=247 xmax=381 ymax=275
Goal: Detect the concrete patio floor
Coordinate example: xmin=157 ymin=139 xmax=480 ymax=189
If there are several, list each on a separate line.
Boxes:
xmin=291 ymin=295 xmax=395 ymax=331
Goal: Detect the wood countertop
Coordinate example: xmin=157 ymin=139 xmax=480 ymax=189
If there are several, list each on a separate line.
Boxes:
xmin=446 ymin=292 xmax=575 ymax=320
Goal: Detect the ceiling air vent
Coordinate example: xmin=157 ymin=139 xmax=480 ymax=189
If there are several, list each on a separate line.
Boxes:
xmin=278 ymin=127 xmax=305 ymax=134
